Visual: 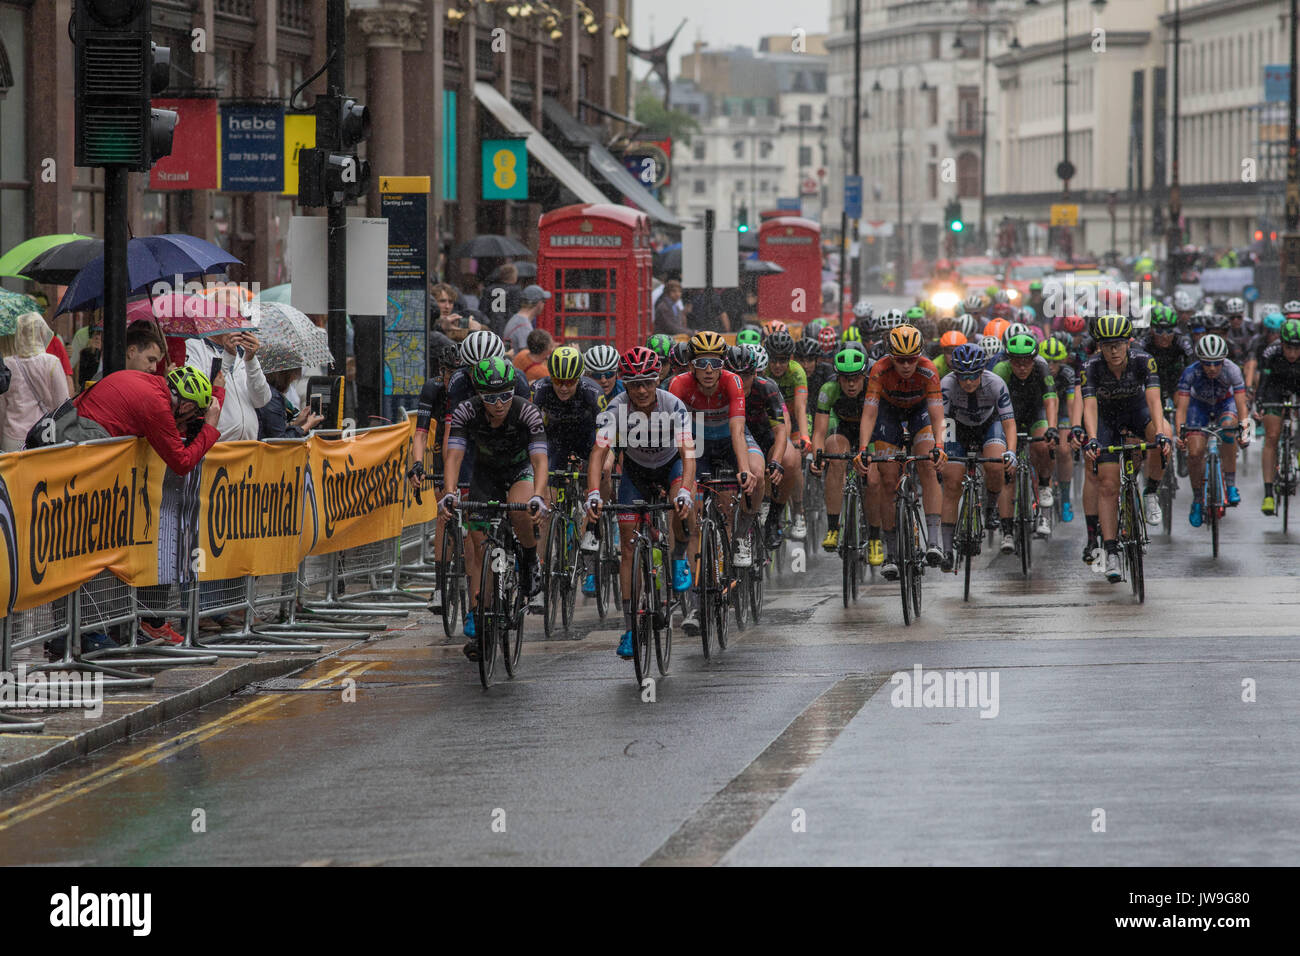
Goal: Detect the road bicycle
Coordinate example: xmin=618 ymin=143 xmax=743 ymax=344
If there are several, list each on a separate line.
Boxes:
xmin=618 ymin=499 xmax=678 ymax=685
xmin=1011 ymin=432 xmax=1051 ymax=578
xmin=457 ymin=501 xmax=532 ymax=688
xmin=801 ymin=453 xmax=827 ymax=565
xmin=865 ymin=442 xmax=932 ymax=627
xmin=950 ymin=453 xmax=1006 ymax=603
xmin=816 ymin=449 xmax=868 ymax=608
xmin=1157 ymin=398 xmax=1179 ymax=535
xmin=1259 ymin=400 xmax=1298 ymax=532
xmin=436 ymin=496 xmax=468 ymax=639
xmin=542 ymin=467 xmax=583 ymax=639
xmin=1096 ymin=439 xmax=1162 ymax=604
xmin=1182 ymin=423 xmax=1240 ymax=559
xmin=695 ymin=471 xmax=747 ymax=657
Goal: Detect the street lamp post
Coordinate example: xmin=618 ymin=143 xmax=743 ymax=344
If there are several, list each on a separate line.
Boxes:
xmin=1283 ymin=0 xmax=1300 ymax=300
xmin=872 ymin=66 xmax=930 ymax=295
xmin=1167 ymin=0 xmax=1184 ymax=293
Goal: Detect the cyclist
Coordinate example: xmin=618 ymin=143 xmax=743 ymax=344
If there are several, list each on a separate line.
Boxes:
xmin=588 ymin=347 xmax=695 ymax=659
xmin=668 ymin=330 xmax=762 ymax=629
xmin=1062 ymin=314 xmax=1090 ymax=372
xmin=933 ymin=330 xmax=967 ymax=379
xmin=852 ymin=298 xmax=874 ymax=339
xmin=764 ymin=330 xmax=810 ymax=539
xmin=1243 ymin=312 xmax=1285 ymax=396
xmin=855 ymin=324 xmax=947 ymax=576
xmin=584 ymin=344 xmax=624 ymax=400
xmin=737 ymin=327 xmax=763 ymax=349
xmin=954 ymin=312 xmax=980 ymax=342
xmin=1174 ymin=333 xmax=1248 ymax=526
xmin=646 ymin=333 xmax=675 ymax=368
xmin=1142 ymin=304 xmax=1194 ymax=404
xmin=409 ymin=341 xmax=462 ymax=613
xmin=1039 ymin=336 xmax=1081 ymax=522
xmin=811 ymin=347 xmax=879 ymax=561
xmin=1172 ymin=289 xmax=1198 ymax=329
xmin=531 ymin=345 xmax=608 ymax=568
xmin=446 ymin=330 xmax=530 ymax=410
xmin=1254 ymin=319 xmax=1300 ymax=515
xmin=993 ymin=332 xmax=1058 ymax=538
xmin=731 ymin=344 xmax=797 ymax=549
xmin=667 ymin=340 xmax=692 ymax=383
xmin=965 ymin=292 xmax=991 ymax=321
xmin=939 ymin=342 xmax=1017 ymax=567
xmin=816 ymin=325 xmax=840 ymax=360
xmin=1223 ymin=296 xmax=1254 ymax=362
xmin=441 ymin=358 xmax=549 ymax=658
xmin=1080 ymin=314 xmax=1171 ymax=583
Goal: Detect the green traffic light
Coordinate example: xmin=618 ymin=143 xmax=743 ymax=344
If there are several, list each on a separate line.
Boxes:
xmin=950 ymin=221 xmax=964 ymax=233
xmin=738 ymin=224 xmax=749 ymax=232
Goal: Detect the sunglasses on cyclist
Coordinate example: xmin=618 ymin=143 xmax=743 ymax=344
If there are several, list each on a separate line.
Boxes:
xmin=591 ymin=370 xmax=617 ymax=379
xmin=552 ymin=378 xmax=579 ymax=387
xmin=1200 ymin=360 xmax=1223 ymax=368
xmin=692 ymin=357 xmax=725 ymax=370
xmin=625 ymin=376 xmax=657 ymax=388
xmin=956 ymin=372 xmax=983 ymax=382
xmin=482 ymin=390 xmax=514 ymax=405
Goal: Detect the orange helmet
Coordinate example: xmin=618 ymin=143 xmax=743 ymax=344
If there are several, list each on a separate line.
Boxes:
xmin=983 ymin=318 xmax=1010 ymax=341
xmin=763 ymin=320 xmax=788 ymax=337
xmin=887 ymin=325 xmax=924 ymax=357
xmin=939 ymin=331 xmax=967 ymax=348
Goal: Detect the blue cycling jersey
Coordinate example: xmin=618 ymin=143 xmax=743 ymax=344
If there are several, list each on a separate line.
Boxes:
xmin=1176 ymin=360 xmax=1246 ymax=406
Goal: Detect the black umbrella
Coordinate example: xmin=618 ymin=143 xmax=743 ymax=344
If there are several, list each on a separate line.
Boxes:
xmin=742 ymin=259 xmax=784 ymax=275
xmin=514 ymin=261 xmax=538 ymax=280
xmin=452 ymin=234 xmax=532 ymax=259
xmin=20 ymin=238 xmax=105 ymax=285
xmin=655 ymin=246 xmax=682 ymax=273
xmin=738 ymin=231 xmax=759 ymax=251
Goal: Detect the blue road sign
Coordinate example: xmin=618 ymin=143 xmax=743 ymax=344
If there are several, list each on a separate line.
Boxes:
xmin=844 ymin=175 xmax=863 ymax=219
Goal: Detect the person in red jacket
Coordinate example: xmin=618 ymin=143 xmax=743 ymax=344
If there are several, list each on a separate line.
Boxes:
xmin=73 ymin=366 xmax=222 ymax=476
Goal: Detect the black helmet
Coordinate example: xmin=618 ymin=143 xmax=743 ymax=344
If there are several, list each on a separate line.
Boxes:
xmin=669 ymin=340 xmax=692 ymax=369
xmin=794 ymin=337 xmax=822 ymax=359
xmin=764 ymin=329 xmax=795 ymax=357
xmin=724 ymin=344 xmax=756 ymax=374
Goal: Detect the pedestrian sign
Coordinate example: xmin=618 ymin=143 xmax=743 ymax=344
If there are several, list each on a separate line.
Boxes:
xmin=1050 ymin=204 xmax=1079 ymax=227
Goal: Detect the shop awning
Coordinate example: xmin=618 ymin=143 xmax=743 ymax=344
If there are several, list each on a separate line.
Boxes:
xmin=473 ymin=82 xmax=606 ymax=206
xmin=542 ymin=97 xmax=680 ymax=227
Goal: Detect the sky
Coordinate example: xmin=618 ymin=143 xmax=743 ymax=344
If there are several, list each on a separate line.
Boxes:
xmin=631 ymin=0 xmax=831 ymax=77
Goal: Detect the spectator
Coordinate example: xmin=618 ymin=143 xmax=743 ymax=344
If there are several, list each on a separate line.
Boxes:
xmin=482 ymin=263 xmax=522 ymax=336
xmin=512 ymin=329 xmax=555 ymax=383
xmin=124 ymin=319 xmax=166 ymax=373
xmin=45 ymin=331 xmax=74 ymax=396
xmin=459 ymin=274 xmax=482 ymax=313
xmin=430 ymin=282 xmax=481 ymax=342
xmin=502 ymin=284 xmax=552 ymax=352
xmin=72 ymin=366 xmax=221 ymax=475
xmin=257 ymin=367 xmax=324 ymax=439
xmin=654 ymin=280 xmax=688 ymax=334
xmin=185 ymin=330 xmax=271 ymax=441
xmin=686 ymin=288 xmax=729 ymax=332
xmin=77 ymin=327 xmax=102 ymax=389
xmin=0 ymin=353 xmax=9 ymax=394
xmin=0 ymin=312 xmax=70 ymax=451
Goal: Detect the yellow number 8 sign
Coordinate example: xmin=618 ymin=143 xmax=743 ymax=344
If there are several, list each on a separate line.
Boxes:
xmin=482 ymin=139 xmax=528 ymax=200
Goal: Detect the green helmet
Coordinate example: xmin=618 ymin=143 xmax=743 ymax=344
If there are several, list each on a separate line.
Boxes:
xmin=841 ymin=325 xmax=863 ymax=343
xmin=646 ymin=333 xmax=674 ymax=358
xmin=1281 ymin=319 xmax=1300 ymax=345
xmin=1094 ymin=313 xmax=1133 ymax=341
xmin=1038 ymin=337 xmax=1068 ymax=362
xmin=1006 ymin=333 xmax=1038 ymax=357
xmin=167 ymin=366 xmax=213 ymax=408
xmin=905 ymin=306 xmax=925 ymax=321
xmin=1149 ymin=304 xmax=1178 ymax=329
xmin=736 ymin=327 xmax=762 ymax=347
xmin=471 ymin=356 xmax=517 ymax=392
xmin=833 ymin=348 xmax=867 ymax=375
xmin=1029 ymin=280 xmax=1044 ymax=292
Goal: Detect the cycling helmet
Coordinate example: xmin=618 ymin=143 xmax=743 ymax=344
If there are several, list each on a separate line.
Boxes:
xmin=749 ymin=344 xmax=770 ymax=374
xmin=736 ymin=327 xmax=763 ymax=347
xmin=1281 ymin=319 xmax=1300 ymax=344
xmin=724 ymin=344 xmax=756 ymax=374
xmin=939 ymin=331 xmax=967 ymax=348
xmin=765 ymin=330 xmax=795 ymax=357
xmin=1172 ymin=290 xmax=1197 ymax=312
xmin=1051 ymin=330 xmax=1072 ymax=348
xmin=888 ymin=324 xmax=924 ymax=357
xmin=1006 ymin=333 xmax=1038 ymax=357
xmin=991 ymin=302 xmax=1014 ymax=319
xmin=1203 ymin=312 xmax=1230 ymax=332
xmin=1094 ymin=313 xmax=1134 ymax=341
xmin=460 ymin=329 xmax=505 ymax=366
xmin=806 ymin=318 xmax=829 ymax=337
xmin=584 ymin=343 xmax=621 ymax=373
xmin=833 ymin=348 xmax=868 ymax=375
xmin=852 ymin=298 xmax=874 ymax=319
xmin=1021 ymin=305 xmax=1037 ymax=323
xmin=470 ymin=356 xmax=516 ymax=392
xmin=841 ymin=325 xmax=864 ymax=343
xmin=431 ymin=341 xmax=461 ymax=374
xmin=816 ymin=326 xmax=839 ymax=354
xmin=1195 ymin=334 xmax=1228 ymax=362
xmin=1223 ymin=296 xmax=1245 ymax=316
xmin=167 ymin=366 xmax=213 ymax=408
xmin=669 ymin=340 xmax=692 ymax=369
xmin=1283 ymin=300 xmax=1300 ymax=317
xmin=1264 ymin=312 xmax=1286 ymax=332
xmin=762 ymin=320 xmax=789 ymax=337
xmin=688 ymin=330 xmax=727 ymax=358
xmin=993 ymin=289 xmax=1011 ymax=305
xmin=1063 ymin=314 xmax=1086 ymax=334
xmin=879 ymin=308 xmax=906 ymax=329
xmin=548 ymin=345 xmax=583 ymax=380
xmin=1149 ymin=304 xmax=1178 ymax=329
xmin=794 ymin=337 xmax=822 ymax=359
xmin=1029 ymin=280 xmax=1044 ymax=292
xmin=1039 ymin=337 xmax=1068 ymax=362
xmin=841 ymin=340 xmax=867 ymax=355
xmin=646 ymin=333 xmax=674 ymax=358
xmin=980 ymin=334 xmax=1002 ymax=355
xmin=950 ymin=343 xmax=986 ymax=374
xmin=985 ymin=285 xmax=1000 ymax=298
xmin=619 ymin=346 xmax=660 ymax=381
xmin=956 ymin=313 xmax=980 ymax=340
xmin=905 ymin=306 xmax=925 ymax=322
xmin=964 ymin=292 xmax=988 ymax=313
xmin=1003 ymin=322 xmax=1031 ymax=346
xmin=983 ymin=318 xmax=1010 ymax=341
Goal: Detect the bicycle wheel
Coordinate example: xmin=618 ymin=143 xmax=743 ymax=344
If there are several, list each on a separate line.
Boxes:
xmin=439 ymin=522 xmax=462 ymax=638
xmin=630 ymin=541 xmax=655 ymax=686
xmin=748 ymin=525 xmax=765 ymax=624
xmin=654 ymin=521 xmax=674 ymax=676
xmin=697 ymin=521 xmax=715 ymax=660
xmin=732 ymin=522 xmax=749 ymax=633
xmin=909 ymin=502 xmax=924 ymax=620
xmin=1281 ymin=432 xmax=1292 ymax=533
xmin=897 ymin=497 xmax=913 ymax=626
xmin=1016 ymin=468 xmax=1032 ymax=577
xmin=562 ymin=522 xmax=579 ymax=631
xmin=714 ymin=523 xmax=731 ymax=651
xmin=602 ymin=514 xmax=621 ymax=616
xmin=542 ymin=513 xmax=566 ymax=639
xmin=842 ymin=490 xmax=859 ymax=608
xmin=1209 ymin=457 xmax=1221 ymax=558
xmin=1159 ymin=471 xmax=1174 ymax=536
xmin=502 ymin=555 xmax=524 ymax=677
xmin=477 ymin=549 xmax=499 ymax=688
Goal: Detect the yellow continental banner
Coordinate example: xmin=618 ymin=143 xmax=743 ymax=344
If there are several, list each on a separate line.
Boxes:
xmin=308 ymin=421 xmax=409 ymax=555
xmin=0 ymin=438 xmax=166 ymax=615
xmin=195 ymin=439 xmax=311 ymax=578
xmin=402 ymin=418 xmax=438 ymax=527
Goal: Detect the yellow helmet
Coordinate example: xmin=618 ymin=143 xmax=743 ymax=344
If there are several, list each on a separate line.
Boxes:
xmin=689 ymin=330 xmax=727 ymax=357
xmin=887 ymin=324 xmax=924 ymax=357
xmin=548 ymin=345 xmax=583 ymax=380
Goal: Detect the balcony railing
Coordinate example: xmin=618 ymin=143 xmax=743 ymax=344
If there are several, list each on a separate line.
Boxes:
xmin=215 ymin=0 xmax=254 ymax=20
xmin=947 ymin=118 xmax=982 ymax=141
xmin=278 ymin=0 xmax=311 ymax=33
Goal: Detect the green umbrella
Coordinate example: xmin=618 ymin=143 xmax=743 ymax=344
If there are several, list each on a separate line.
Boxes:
xmin=0 ymin=233 xmax=93 ymax=280
xmin=0 ymin=288 xmax=42 ymax=335
xmin=253 ymin=282 xmax=294 ymax=305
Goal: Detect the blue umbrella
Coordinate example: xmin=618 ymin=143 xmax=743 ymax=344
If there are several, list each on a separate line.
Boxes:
xmin=55 ymin=234 xmax=241 ymax=315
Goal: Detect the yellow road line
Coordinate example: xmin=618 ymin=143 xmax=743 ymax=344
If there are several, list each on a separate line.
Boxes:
xmin=0 ymin=661 xmax=364 ymax=832
xmin=0 ymin=734 xmax=72 ymax=740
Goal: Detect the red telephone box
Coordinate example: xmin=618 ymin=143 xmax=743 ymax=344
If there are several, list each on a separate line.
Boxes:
xmin=757 ymin=217 xmax=822 ymax=323
xmin=536 ymin=203 xmax=652 ymax=355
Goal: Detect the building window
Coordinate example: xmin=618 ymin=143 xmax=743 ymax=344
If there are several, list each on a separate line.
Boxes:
xmin=733 ymin=140 xmax=745 ymax=159
xmin=958 ymin=86 xmax=980 ymax=134
xmin=760 ymin=180 xmax=769 ymax=193
xmin=694 ymin=180 xmax=706 ymax=195
xmin=798 ymin=103 xmax=813 ymax=124
xmin=735 ymin=181 xmax=745 ymax=193
xmin=693 ymin=141 xmax=706 ymax=160
xmin=927 ymin=163 xmax=937 ymax=200
xmin=799 ymin=145 xmax=812 ymax=168
xmin=957 ymin=152 xmax=980 ymax=198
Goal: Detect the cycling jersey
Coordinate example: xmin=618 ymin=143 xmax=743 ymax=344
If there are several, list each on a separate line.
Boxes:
xmin=864 ymin=355 xmax=943 ymax=410
xmin=816 ymin=380 xmax=866 ymax=432
xmin=743 ymin=376 xmax=787 ymax=451
xmin=1257 ymin=343 xmax=1300 ymax=403
xmin=1176 ymin=360 xmax=1246 ymax=407
xmin=941 ymin=370 xmax=1014 ymax=428
xmin=866 ymin=341 xmax=888 ymax=363
xmin=932 ymin=353 xmax=950 ymax=379
xmin=994 ymin=356 xmax=1057 ymax=428
xmin=1053 ymin=363 xmax=1078 ymax=398
xmin=668 ymin=370 xmax=746 ymax=443
xmin=1225 ymin=321 xmax=1254 ymax=363
xmin=1245 ymin=333 xmax=1277 ymax=367
xmin=806 ymin=361 xmax=837 ymax=405
xmin=771 ymin=361 xmax=807 ymax=414
xmin=1080 ymin=349 xmax=1160 ymax=405
xmin=531 ymin=376 xmax=607 ymax=463
xmin=446 ymin=396 xmax=547 ymax=473
xmin=598 ymin=388 xmax=691 ymax=470
xmin=1140 ymin=332 xmax=1194 ymax=399
xmin=415 ymin=378 xmax=449 ymax=434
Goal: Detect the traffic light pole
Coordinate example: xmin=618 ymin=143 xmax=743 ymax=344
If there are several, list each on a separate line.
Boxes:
xmin=1283 ymin=0 xmax=1300 ymax=301
xmin=326 ymin=0 xmax=348 ymax=372
xmin=102 ymin=167 xmax=129 ymax=375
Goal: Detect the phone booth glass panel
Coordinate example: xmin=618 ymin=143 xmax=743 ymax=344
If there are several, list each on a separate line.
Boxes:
xmin=757 ymin=217 xmax=822 ymax=326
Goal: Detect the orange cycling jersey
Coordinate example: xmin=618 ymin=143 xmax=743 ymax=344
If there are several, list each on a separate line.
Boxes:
xmin=864 ymin=355 xmax=943 ymax=409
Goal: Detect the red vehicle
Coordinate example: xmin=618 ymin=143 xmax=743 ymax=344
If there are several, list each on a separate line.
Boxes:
xmin=1004 ymin=256 xmax=1056 ymax=303
xmin=536 ymin=203 xmax=653 ymax=354
xmin=954 ymin=256 xmax=1000 ymax=294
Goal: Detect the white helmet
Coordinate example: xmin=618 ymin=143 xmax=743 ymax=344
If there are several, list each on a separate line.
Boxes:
xmin=584 ymin=344 xmax=620 ymax=373
xmin=1195 ymin=334 xmax=1228 ymax=362
xmin=1172 ymin=290 xmax=1196 ymax=312
xmin=1283 ymin=300 xmax=1300 ymax=315
xmin=1002 ymin=322 xmax=1030 ymax=347
xmin=852 ymin=298 xmax=874 ymax=319
xmin=879 ymin=308 xmax=905 ymax=329
xmin=979 ymin=335 xmax=1001 ymax=355
xmin=1223 ymin=296 xmax=1245 ymax=316
xmin=956 ymin=313 xmax=980 ymax=340
xmin=460 ymin=330 xmax=505 ymax=366
xmin=747 ymin=343 xmax=770 ymax=373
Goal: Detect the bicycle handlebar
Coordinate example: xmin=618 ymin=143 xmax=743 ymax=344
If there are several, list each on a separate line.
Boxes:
xmin=613 ymin=500 xmax=677 ymax=513
xmin=456 ymin=501 xmax=534 ymax=512
xmin=948 ymin=455 xmax=1009 ymax=466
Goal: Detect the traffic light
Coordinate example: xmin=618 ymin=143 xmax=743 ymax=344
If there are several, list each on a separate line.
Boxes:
xmin=737 ymin=205 xmax=749 ymax=232
xmin=945 ymin=199 xmax=964 ymax=234
xmin=73 ymin=0 xmax=176 ymax=170
xmin=299 ymin=93 xmax=372 ymax=207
